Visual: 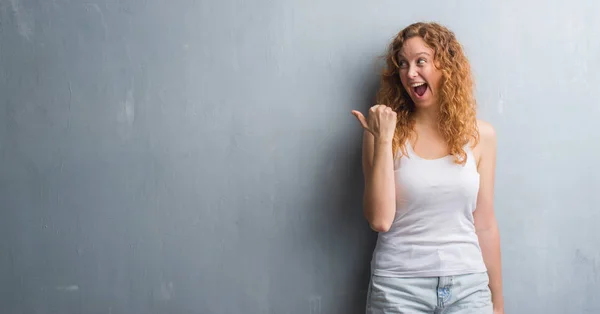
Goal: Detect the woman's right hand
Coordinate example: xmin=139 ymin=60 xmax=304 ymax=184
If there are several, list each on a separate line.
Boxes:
xmin=351 ymin=105 xmax=397 ymax=142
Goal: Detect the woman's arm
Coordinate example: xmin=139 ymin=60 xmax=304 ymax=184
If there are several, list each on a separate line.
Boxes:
xmin=361 ymin=130 xmax=396 ymax=232
xmin=473 ymin=120 xmax=504 ymax=313
xmin=352 ymin=105 xmax=397 ymax=233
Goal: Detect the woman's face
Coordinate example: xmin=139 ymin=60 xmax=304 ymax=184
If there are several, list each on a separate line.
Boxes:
xmin=397 ymin=36 xmax=443 ymax=109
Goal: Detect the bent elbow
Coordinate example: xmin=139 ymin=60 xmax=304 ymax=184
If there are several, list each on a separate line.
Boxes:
xmin=363 ymin=203 xmax=395 ymax=233
xmin=370 ymin=220 xmax=392 ymax=233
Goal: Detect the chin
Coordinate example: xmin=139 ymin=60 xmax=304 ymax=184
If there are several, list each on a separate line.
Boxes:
xmin=412 ymin=99 xmax=436 ymax=109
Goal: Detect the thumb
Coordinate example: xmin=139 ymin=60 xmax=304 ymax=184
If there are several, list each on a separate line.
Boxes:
xmin=351 ymin=110 xmax=369 ymax=131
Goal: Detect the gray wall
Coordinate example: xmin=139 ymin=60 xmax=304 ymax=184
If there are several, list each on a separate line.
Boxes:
xmin=1 ymin=0 xmax=599 ymax=313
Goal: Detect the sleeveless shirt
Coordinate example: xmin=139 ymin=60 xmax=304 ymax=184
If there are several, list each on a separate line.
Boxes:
xmin=370 ymin=141 xmax=487 ymax=277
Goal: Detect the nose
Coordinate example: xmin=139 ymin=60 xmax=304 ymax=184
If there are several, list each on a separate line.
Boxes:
xmin=407 ymin=65 xmax=418 ymax=79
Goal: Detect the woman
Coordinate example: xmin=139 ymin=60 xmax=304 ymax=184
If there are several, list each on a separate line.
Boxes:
xmin=352 ymin=22 xmax=504 ymax=313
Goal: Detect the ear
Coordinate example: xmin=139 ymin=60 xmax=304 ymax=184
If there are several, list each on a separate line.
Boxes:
xmin=433 ymin=54 xmax=443 ymax=69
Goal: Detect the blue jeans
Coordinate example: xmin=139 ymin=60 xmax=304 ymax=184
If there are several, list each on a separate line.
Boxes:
xmin=365 ymin=272 xmax=493 ymax=314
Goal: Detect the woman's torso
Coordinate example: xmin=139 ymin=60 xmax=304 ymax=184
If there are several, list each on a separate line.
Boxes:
xmin=370 ymin=138 xmax=487 ymax=277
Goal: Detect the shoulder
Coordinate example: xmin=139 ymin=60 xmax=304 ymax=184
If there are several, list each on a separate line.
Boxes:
xmin=473 ymin=119 xmax=497 ymax=166
xmin=476 ymin=119 xmax=496 ymax=143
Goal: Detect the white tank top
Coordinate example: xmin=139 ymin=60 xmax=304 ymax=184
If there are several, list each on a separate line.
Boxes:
xmin=370 ymin=141 xmax=487 ymax=277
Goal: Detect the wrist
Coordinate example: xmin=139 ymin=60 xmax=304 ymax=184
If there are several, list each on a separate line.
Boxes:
xmin=374 ymin=137 xmax=393 ymax=144
xmin=493 ymin=300 xmax=504 ymax=311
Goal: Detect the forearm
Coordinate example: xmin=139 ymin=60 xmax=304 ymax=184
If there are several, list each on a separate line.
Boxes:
xmin=364 ymin=139 xmax=396 ymax=232
xmin=477 ymin=223 xmax=504 ymax=310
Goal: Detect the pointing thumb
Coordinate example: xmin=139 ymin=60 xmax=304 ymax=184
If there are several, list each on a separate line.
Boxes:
xmin=351 ymin=110 xmax=369 ymax=131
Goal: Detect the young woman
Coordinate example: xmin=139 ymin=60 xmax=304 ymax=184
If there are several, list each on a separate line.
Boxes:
xmin=352 ymin=22 xmax=504 ymax=313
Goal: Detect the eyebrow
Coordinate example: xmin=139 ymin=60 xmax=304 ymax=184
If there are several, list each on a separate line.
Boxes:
xmin=398 ymin=51 xmax=431 ymax=60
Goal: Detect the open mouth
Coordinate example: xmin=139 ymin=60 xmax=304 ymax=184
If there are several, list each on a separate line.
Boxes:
xmin=412 ymin=83 xmax=428 ymax=97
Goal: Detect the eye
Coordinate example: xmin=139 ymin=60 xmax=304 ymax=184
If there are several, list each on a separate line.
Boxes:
xmin=398 ymin=60 xmax=408 ymax=68
xmin=417 ymin=58 xmax=426 ymax=65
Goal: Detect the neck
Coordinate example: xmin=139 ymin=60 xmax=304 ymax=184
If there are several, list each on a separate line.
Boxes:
xmin=413 ymin=104 xmax=439 ymax=128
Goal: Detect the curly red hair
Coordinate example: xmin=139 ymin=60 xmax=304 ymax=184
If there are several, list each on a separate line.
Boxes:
xmin=376 ymin=22 xmax=479 ymax=164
